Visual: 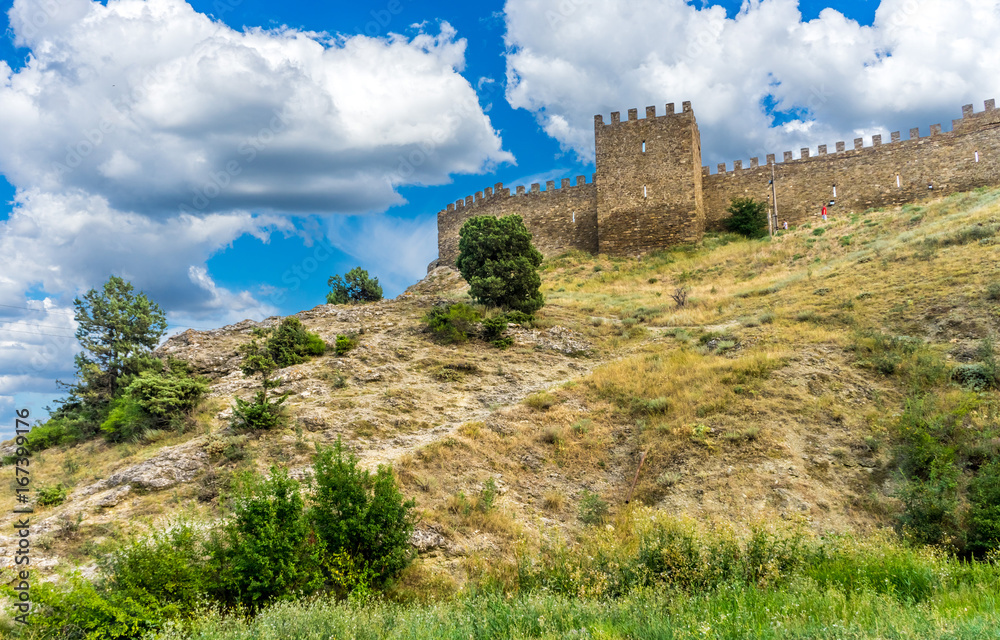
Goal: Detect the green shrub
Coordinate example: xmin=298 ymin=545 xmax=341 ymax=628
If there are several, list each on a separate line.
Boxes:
xmin=723 ymin=197 xmax=768 ymax=239
xmin=952 ymin=363 xmax=996 ymax=390
xmin=966 ymin=461 xmax=1000 ymax=557
xmin=481 ymin=315 xmax=513 ymax=348
xmin=939 ymin=224 xmax=997 ymax=246
xmin=952 ymin=338 xmax=998 ymax=390
xmin=629 ymin=396 xmax=669 ymax=416
xmin=491 ymin=335 xmax=514 ymax=349
xmin=209 ymin=467 xmax=324 ymax=612
xmin=327 ymin=267 xmax=383 ymax=304
xmin=851 ymin=329 xmax=930 ymax=380
xmin=481 ymin=315 xmax=508 ymax=341
xmin=37 ymin=483 xmax=67 ymax=507
xmin=28 ymin=574 xmax=167 ymax=640
xmin=795 ymin=310 xmax=822 ymax=323
xmin=264 ymin=317 xmax=327 ymax=367
xmin=524 ymin=391 xmax=558 ymax=411
xmin=102 ymin=520 xmax=211 ymax=615
xmin=231 ymin=390 xmax=288 ymax=431
xmin=986 ymin=282 xmax=1000 ymax=301
xmin=23 ymin=417 xmax=77 ymax=451
xmin=309 ymin=438 xmax=416 ymax=590
xmin=100 ymin=364 xmax=207 ymax=442
xmin=231 ymin=334 xmax=293 ymax=431
xmin=456 ymin=214 xmax=544 ymax=314
xmin=893 ymin=395 xmax=951 ymax=480
xmin=812 ymin=227 xmax=827 ymax=236
xmin=334 ymin=334 xmax=358 ymax=356
xmin=100 ymin=395 xmax=153 ymax=443
xmin=125 ymin=366 xmax=207 ymax=418
xmin=890 ymin=396 xmax=967 ymax=547
xmin=504 ymin=310 xmax=534 ymax=326
xmin=37 ymin=357 xmax=173 ymax=449
xmin=578 ymin=490 xmax=609 ymax=525
xmin=896 ymin=459 xmax=960 ymax=546
xmin=423 ymin=304 xmax=481 ymax=344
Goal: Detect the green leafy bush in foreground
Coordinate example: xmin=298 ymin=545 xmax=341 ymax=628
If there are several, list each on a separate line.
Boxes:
xmin=8 ymin=447 xmax=415 ymax=637
xmin=131 ymin=508 xmax=1000 ymax=640
xmin=310 ymin=437 xmax=416 ymax=590
xmin=967 ymin=461 xmax=1000 ymax=558
xmin=209 ymin=468 xmax=325 ymax=611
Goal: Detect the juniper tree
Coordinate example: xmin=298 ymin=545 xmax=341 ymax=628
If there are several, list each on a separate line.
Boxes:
xmin=456 ymin=214 xmax=544 ymax=314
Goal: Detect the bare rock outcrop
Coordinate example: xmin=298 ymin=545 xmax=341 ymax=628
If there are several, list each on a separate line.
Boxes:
xmin=75 ymin=441 xmax=208 ymax=498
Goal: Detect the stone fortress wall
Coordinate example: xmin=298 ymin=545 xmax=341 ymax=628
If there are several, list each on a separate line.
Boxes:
xmin=702 ymin=99 xmax=1000 ymax=230
xmin=436 ymin=99 xmax=1000 ymax=264
xmin=436 ymin=176 xmax=599 ymax=265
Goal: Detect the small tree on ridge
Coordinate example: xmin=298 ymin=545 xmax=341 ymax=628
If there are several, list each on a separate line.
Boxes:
xmin=327 ymin=267 xmax=383 ymax=305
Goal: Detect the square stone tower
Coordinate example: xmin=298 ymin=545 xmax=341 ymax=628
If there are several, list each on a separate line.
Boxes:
xmin=594 ymin=102 xmax=705 ymax=254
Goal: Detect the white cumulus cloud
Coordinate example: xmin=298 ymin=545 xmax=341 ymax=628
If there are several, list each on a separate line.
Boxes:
xmin=0 ymin=189 xmax=288 ymax=314
xmin=1 ymin=0 xmax=513 ymax=214
xmin=0 ymin=0 xmax=517 ymax=425
xmin=503 ymin=0 xmax=1000 ymax=166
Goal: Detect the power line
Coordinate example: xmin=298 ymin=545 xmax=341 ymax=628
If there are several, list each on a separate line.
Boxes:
xmin=0 ymin=303 xmax=72 ymax=313
xmin=2 ymin=320 xmax=78 ymax=332
xmin=0 ymin=327 xmax=77 ymax=339
xmin=2 ymin=303 xmax=215 ymax=333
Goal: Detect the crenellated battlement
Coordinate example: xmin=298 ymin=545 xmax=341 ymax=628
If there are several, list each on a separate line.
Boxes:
xmin=702 ymin=99 xmax=998 ymax=176
xmin=438 ymin=174 xmax=597 ymax=216
xmin=436 ymin=172 xmax=600 ymax=265
xmin=436 ymin=98 xmax=1000 ymax=267
xmin=594 ymin=101 xmax=694 ymax=128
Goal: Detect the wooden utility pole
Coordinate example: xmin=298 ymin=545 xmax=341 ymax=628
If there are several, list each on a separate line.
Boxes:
xmin=770 ymin=162 xmax=780 ymax=232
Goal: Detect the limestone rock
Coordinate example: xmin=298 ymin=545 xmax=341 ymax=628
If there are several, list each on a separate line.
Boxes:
xmin=78 ymin=441 xmax=207 ymax=496
xmin=410 ymin=526 xmax=448 ymax=552
xmin=95 ymin=485 xmax=132 ymax=508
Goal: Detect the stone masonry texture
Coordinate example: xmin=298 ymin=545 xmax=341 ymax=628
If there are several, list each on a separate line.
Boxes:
xmin=436 ymin=99 xmax=1000 ymax=265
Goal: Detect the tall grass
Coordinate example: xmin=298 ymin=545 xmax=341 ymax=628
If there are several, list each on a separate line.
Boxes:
xmin=144 ymin=509 xmax=1000 ymax=640
xmin=145 ymin=587 xmax=1000 ymax=640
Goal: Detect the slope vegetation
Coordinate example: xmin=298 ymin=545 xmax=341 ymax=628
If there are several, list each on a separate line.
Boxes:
xmin=3 ymin=187 xmax=999 ymax=608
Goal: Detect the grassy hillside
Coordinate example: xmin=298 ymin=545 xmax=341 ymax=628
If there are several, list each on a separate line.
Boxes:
xmin=2 ymin=187 xmax=999 ymax=638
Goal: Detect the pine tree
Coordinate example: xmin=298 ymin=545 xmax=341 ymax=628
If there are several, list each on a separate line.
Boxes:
xmin=71 ymin=275 xmax=167 ymax=404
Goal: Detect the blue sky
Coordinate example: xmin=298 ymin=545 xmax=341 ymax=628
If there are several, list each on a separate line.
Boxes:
xmin=1 ymin=0 xmax=998 ymax=437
